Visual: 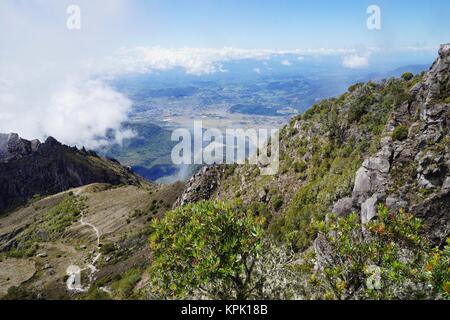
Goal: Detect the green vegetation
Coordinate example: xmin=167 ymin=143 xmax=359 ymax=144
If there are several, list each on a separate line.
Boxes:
xmin=392 ymin=125 xmax=409 ymax=141
xmin=7 ymin=195 xmax=84 ymax=258
xmin=269 ymin=79 xmax=412 ymax=250
xmin=141 ymin=73 xmax=449 ymax=300
xmin=148 ymin=201 xmax=265 ymax=299
xmin=146 ymin=200 xmax=449 ymax=300
xmin=298 ymin=206 xmax=450 ymax=300
xmin=401 ymin=72 xmax=414 ymax=81
xmin=111 ymin=269 xmax=142 ymax=299
xmin=348 ymin=83 xmax=364 ymax=93
xmin=271 ymin=195 xmax=284 ymax=212
xmin=100 ymin=243 xmax=116 ymax=255
xmin=79 ymin=286 xmax=112 ymax=300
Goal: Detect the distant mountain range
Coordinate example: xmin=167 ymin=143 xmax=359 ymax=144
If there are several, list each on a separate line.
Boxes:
xmin=361 ymin=64 xmax=429 ymax=82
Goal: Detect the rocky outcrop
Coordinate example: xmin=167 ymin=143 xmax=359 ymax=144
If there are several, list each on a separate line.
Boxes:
xmin=175 ymin=165 xmax=225 ymax=207
xmin=331 ymin=197 xmax=356 ymax=217
xmin=329 ymin=44 xmax=450 ymax=242
xmin=0 ymin=133 xmax=36 ymax=163
xmin=0 ymin=134 xmax=145 ymax=213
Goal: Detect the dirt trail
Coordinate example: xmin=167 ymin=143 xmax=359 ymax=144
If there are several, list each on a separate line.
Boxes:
xmin=66 ymin=189 xmax=102 ymax=292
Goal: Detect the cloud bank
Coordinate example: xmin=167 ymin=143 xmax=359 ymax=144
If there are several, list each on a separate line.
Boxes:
xmin=0 ymin=0 xmax=134 ymax=149
xmin=97 ymin=47 xmax=358 ymax=77
xmin=342 ymin=54 xmax=370 ymax=69
xmin=0 ymin=75 xmax=134 ymax=149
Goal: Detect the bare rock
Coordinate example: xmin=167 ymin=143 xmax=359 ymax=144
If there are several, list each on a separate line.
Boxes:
xmin=443 ymin=177 xmax=450 ymax=191
xmin=35 ymin=230 xmax=49 ymax=242
xmin=385 ymin=197 xmax=408 ymax=212
xmin=332 ymin=197 xmax=355 ymax=217
xmin=175 ymin=165 xmax=225 ymax=207
xmin=361 ymin=194 xmax=381 ymax=224
xmin=353 ymin=157 xmax=390 ymax=198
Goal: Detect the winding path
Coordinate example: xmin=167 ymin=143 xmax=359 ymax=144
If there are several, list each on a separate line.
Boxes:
xmin=66 ymin=191 xmax=103 ymax=292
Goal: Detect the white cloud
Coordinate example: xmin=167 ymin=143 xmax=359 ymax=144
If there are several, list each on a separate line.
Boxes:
xmin=342 ymin=54 xmax=370 ymax=69
xmin=0 ymin=76 xmax=134 ymax=149
xmin=97 ymin=47 xmax=361 ymax=77
xmin=98 ymin=47 xmax=279 ymax=76
xmin=253 ymin=68 xmax=262 ymax=74
xmin=0 ymin=0 xmax=134 ymax=148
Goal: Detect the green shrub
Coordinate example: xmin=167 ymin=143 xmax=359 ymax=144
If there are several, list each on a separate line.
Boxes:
xmin=348 ymin=103 xmax=368 ymax=123
xmin=392 ymin=125 xmax=409 ymax=141
xmin=148 ymin=201 xmax=265 ymax=299
xmin=271 ymin=195 xmax=284 ymax=212
xmin=81 ymin=286 xmax=112 ymax=300
xmin=401 ymin=72 xmax=414 ymax=81
xmin=6 ymin=195 xmax=83 ymax=258
xmin=100 ymin=243 xmax=116 ymax=255
xmin=293 ymin=160 xmax=307 ymax=173
xmin=298 ymin=206 xmax=449 ymax=300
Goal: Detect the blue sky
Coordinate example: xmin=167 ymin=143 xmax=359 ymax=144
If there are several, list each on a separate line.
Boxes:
xmin=125 ymin=0 xmax=450 ymax=49
xmin=2 ymin=0 xmax=449 ymax=56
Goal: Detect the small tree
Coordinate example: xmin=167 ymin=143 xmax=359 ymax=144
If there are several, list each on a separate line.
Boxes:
xmin=401 ymin=72 xmax=414 ymax=81
xmin=300 ymin=206 xmax=449 ymax=300
xmin=148 ymin=201 xmax=266 ymax=299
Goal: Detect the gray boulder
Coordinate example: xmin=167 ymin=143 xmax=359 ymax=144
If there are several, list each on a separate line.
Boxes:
xmin=332 ymin=197 xmax=355 ymax=217
xmin=361 ymin=194 xmax=381 ymax=224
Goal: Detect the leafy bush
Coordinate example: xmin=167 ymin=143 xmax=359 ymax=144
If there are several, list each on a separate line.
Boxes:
xmin=271 ymin=195 xmax=284 ymax=212
xmin=401 ymin=72 xmax=414 ymax=81
xmin=298 ymin=206 xmax=449 ymax=300
xmin=148 ymin=201 xmax=265 ymax=299
xmin=100 ymin=243 xmax=116 ymax=255
xmin=80 ymin=286 xmax=112 ymax=300
xmin=392 ymin=125 xmax=409 ymax=141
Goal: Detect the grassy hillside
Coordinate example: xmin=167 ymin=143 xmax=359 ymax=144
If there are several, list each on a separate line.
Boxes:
xmin=0 ymin=182 xmax=184 ymax=300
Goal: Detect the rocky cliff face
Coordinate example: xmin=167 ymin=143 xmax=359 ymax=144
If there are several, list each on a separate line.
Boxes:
xmin=176 ymin=44 xmax=450 ymax=247
xmin=0 ymin=134 xmax=146 ymax=213
xmin=174 ymin=165 xmax=227 ymax=207
xmin=347 ymin=44 xmax=450 ymax=243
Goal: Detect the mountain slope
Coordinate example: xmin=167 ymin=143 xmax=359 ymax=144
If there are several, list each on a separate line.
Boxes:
xmin=0 ymin=181 xmax=185 ymax=299
xmin=177 ymin=44 xmax=450 ymax=249
xmin=151 ymin=45 xmax=449 ymax=300
xmin=0 ymin=134 xmax=146 ymax=214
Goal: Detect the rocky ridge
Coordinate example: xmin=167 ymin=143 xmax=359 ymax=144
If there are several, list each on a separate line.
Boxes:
xmin=0 ymin=134 xmax=146 ymax=213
